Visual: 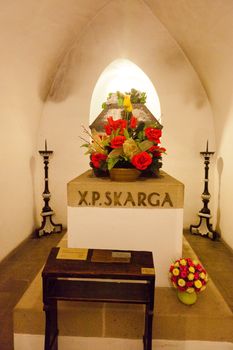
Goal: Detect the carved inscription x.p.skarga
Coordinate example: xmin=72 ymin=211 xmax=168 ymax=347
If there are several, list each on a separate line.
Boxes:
xmin=77 ymin=190 xmax=173 ymax=208
xmin=67 ymin=170 xmax=184 ymax=209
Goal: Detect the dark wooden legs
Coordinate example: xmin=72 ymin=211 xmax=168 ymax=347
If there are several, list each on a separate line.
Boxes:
xmin=143 ymin=306 xmax=153 ymax=349
xmin=43 ymin=299 xmax=154 ymax=350
xmin=42 ymin=249 xmax=155 ymax=350
xmin=143 ymin=281 xmax=154 ymax=350
xmin=44 ymin=300 xmax=58 ymax=350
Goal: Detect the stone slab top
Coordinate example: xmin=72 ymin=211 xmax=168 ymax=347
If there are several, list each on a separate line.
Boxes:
xmin=67 ymin=170 xmax=184 ymax=209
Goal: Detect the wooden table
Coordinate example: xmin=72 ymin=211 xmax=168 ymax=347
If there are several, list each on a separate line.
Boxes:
xmin=42 ymin=247 xmax=155 ymax=350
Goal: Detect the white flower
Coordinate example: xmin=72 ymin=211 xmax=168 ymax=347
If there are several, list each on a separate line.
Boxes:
xmin=106 ymin=93 xmax=118 ymax=104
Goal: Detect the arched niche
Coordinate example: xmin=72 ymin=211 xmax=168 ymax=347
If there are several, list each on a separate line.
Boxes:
xmin=89 ymin=58 xmax=161 ymax=124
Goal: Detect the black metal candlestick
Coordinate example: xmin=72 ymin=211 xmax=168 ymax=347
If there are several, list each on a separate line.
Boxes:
xmin=35 ymin=140 xmax=62 ymax=237
xmin=190 ymin=141 xmax=218 ymax=240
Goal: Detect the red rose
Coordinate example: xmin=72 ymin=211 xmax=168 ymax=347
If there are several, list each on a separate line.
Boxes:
xmin=131 ymin=152 xmax=152 ymax=170
xmin=110 ymin=135 xmax=126 ymax=148
xmin=149 ymin=145 xmax=166 ymax=153
xmin=116 ymin=119 xmax=127 ymax=132
xmin=169 ymin=264 xmax=174 ymax=272
xmin=187 ymin=258 xmax=194 ymax=266
xmin=196 ymin=264 xmax=203 ymax=271
xmin=91 ymin=153 xmax=107 ymax=168
xmin=105 ymin=117 xmax=127 ymax=135
xmin=186 ymin=281 xmax=193 ymax=287
xmin=171 ymin=276 xmax=178 ymax=283
xmin=130 ymin=116 xmax=137 ymax=129
xmin=104 ymin=124 xmax=112 ymax=135
xmin=145 ymin=127 xmax=162 ymax=142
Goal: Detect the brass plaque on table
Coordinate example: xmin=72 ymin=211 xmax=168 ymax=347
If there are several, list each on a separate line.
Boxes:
xmin=141 ymin=267 xmax=155 ymax=275
xmin=56 ymin=248 xmax=88 ymax=260
xmin=91 ymin=250 xmax=131 ymax=263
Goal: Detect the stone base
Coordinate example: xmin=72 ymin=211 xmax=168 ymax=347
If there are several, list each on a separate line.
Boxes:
xmin=67 ymin=170 xmax=184 ymax=287
xmin=68 ymin=207 xmax=183 ymax=286
xmin=13 ymin=335 xmax=233 ymax=350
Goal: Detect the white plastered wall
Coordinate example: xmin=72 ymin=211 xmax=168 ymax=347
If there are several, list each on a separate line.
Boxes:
xmin=0 ymin=10 xmax=42 ymax=262
xmin=0 ymin=0 xmax=108 ymax=261
xmin=214 ymin=102 xmax=233 ymax=249
xmin=37 ymin=0 xmax=215 ymax=233
xmin=147 ymin=0 xmax=233 ymax=249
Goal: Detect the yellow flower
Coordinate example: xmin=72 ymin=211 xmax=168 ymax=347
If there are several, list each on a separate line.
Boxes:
xmin=174 ymin=262 xmax=180 ymax=267
xmin=123 ymin=138 xmax=139 ymax=159
xmin=178 ymin=278 xmax=186 ymax=287
xmin=172 ymin=268 xmax=179 ymax=276
xmin=189 ymin=266 xmax=195 ymax=273
xmin=123 ymin=95 xmax=133 ymax=112
xmin=200 ymin=285 xmax=206 ymax=292
xmin=188 ymin=273 xmax=194 ymax=281
xmin=180 ymin=259 xmax=187 ymax=266
xmin=199 ymin=272 xmax=206 ymax=279
xmin=194 ymin=280 xmax=202 ymax=289
xmin=186 ymin=287 xmax=195 ymax=294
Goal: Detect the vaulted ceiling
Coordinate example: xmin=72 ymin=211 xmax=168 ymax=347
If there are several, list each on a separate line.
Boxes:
xmin=1 ymin=0 xmax=232 ymax=122
xmin=145 ymin=0 xmax=233 ymax=127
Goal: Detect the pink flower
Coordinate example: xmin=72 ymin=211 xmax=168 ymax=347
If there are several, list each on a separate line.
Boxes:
xmin=186 ymin=281 xmax=193 ymax=287
xmin=180 ymin=270 xmax=188 ymax=278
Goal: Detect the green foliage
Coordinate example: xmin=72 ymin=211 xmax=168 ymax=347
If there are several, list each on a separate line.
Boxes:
xmin=138 ymin=140 xmax=153 ymax=152
xmin=125 ymin=88 xmax=147 ymax=104
xmin=107 ymin=157 xmax=120 ymax=170
xmin=135 ymin=121 xmax=145 ymax=133
xmin=108 ymin=148 xmax=123 ymax=159
xmin=102 ymin=102 xmax=107 ymax=110
xmin=102 ymin=88 xmax=147 ymax=109
xmin=136 ymin=130 xmax=144 ymax=142
xmin=123 ymin=128 xmax=130 ymax=139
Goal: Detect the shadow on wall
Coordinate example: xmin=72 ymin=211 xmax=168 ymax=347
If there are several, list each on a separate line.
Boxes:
xmin=215 ymin=157 xmax=223 ymax=236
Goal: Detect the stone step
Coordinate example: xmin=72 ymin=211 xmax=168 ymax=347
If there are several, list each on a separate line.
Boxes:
xmin=13 ymin=237 xmax=233 ymax=348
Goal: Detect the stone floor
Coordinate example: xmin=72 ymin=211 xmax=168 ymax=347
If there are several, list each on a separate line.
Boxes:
xmin=0 ymin=229 xmax=233 ymax=349
xmin=0 ymin=231 xmax=65 ymax=350
xmin=184 ymin=229 xmax=233 ymax=312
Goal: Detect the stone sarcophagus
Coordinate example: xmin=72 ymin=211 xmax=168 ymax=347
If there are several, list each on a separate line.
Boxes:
xmin=67 ymin=170 xmax=184 ymax=287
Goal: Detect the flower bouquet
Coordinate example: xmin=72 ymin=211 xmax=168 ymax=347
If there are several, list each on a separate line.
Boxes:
xmin=169 ymin=258 xmax=208 ymax=305
xmin=81 ymin=89 xmax=166 ymax=179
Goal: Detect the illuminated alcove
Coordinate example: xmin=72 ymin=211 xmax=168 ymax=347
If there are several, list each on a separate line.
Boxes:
xmin=89 ymin=59 xmax=161 ymax=124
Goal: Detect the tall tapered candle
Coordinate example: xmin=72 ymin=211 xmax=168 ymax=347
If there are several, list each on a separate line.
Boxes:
xmin=206 ymin=140 xmax=209 ymax=153
xmin=45 ymin=139 xmax=47 ymax=152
